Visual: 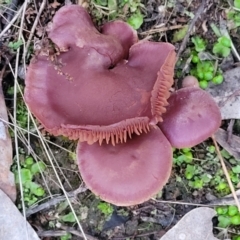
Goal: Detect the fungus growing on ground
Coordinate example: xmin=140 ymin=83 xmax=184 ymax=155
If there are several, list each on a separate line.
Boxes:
xmin=77 ymin=128 xmax=172 ymax=206
xmin=24 ymin=4 xmax=222 ymax=207
xmin=182 ymin=75 xmax=199 ymax=88
xmin=158 ymin=87 xmax=221 ymax=148
xmin=24 ymin=5 xmax=176 ymax=145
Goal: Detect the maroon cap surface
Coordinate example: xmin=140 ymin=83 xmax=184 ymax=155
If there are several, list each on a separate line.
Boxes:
xmin=24 ymin=5 xmax=176 ymax=145
xmin=158 ymin=87 xmax=221 ymax=148
xmin=77 ymin=128 xmax=172 ymax=206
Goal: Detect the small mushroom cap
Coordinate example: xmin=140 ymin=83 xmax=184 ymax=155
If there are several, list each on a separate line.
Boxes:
xmin=77 ymin=128 xmax=172 ymax=206
xmin=182 ymin=76 xmax=199 ymax=88
xmin=158 ymin=87 xmax=221 ymax=148
xmin=25 ymin=5 xmax=176 ymax=145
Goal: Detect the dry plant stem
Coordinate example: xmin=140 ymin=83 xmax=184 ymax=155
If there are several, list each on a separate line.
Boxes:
xmin=0 ymin=117 xmax=74 ymax=153
xmin=25 ymin=0 xmax=46 ymax=55
xmin=212 ymin=134 xmax=240 ymax=211
xmin=26 ymin=186 xmax=87 ymax=217
xmin=38 ymin=227 xmax=98 ymax=240
xmin=9 ymin=113 xmax=52 ymax=196
xmin=4 ymin=0 xmax=19 ymax=23
xmin=151 ymin=198 xmax=213 ymax=207
xmin=0 ymin=3 xmax=24 ymax=39
xmin=61 ymin=226 xmax=98 ymax=240
xmin=11 ymin=0 xmax=29 ymax=239
xmin=176 ymin=0 xmax=206 ymax=62
xmin=140 ymin=24 xmax=185 ymax=35
xmin=45 ymin=143 xmax=73 ymax=190
xmin=227 ymin=119 xmax=235 ymax=143
xmin=27 ymin=111 xmax=88 ymax=240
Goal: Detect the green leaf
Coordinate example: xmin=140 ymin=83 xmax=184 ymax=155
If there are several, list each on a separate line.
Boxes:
xmin=213 ymin=37 xmax=231 ymax=58
xmin=183 ymin=152 xmax=193 ymax=163
xmin=212 ymin=75 xmax=224 ymax=85
xmin=172 ymin=25 xmax=188 ymax=42
xmin=232 ymin=165 xmax=240 ymax=174
xmin=231 ymin=215 xmax=240 ymax=225
xmin=203 ymin=71 xmax=214 ymax=81
xmin=25 ymin=157 xmax=34 ymax=166
xmin=60 ymin=212 xmax=76 ymax=223
xmin=191 ymin=36 xmax=206 ymax=52
xmin=220 ymin=149 xmax=231 ymax=159
xmin=207 ymin=145 xmax=215 ymax=154
xmin=97 ymin=202 xmax=114 ymax=216
xmin=127 ymin=11 xmax=143 ymax=30
xmin=234 ymin=0 xmax=240 ymax=8
xmin=228 ymin=205 xmax=239 ymax=216
xmin=219 ymin=36 xmax=231 ymax=48
xmin=202 ymin=173 xmax=212 ymax=183
xmin=216 ymin=206 xmax=228 ymax=215
xmin=185 ymin=164 xmax=195 ymax=179
xmin=26 ymin=182 xmax=45 ymax=196
xmin=8 ymin=40 xmax=23 ymax=50
xmin=94 ymin=0 xmax=107 ymax=6
xmin=15 ymin=169 xmax=33 ymax=184
xmin=31 ymin=161 xmax=46 ymax=175
xmin=193 ymin=178 xmax=203 ymax=189
xmin=218 ymin=215 xmax=231 ymax=228
xmin=108 ymin=0 xmax=117 ymax=10
xmin=61 ymin=233 xmax=72 ymax=240
xmin=199 ymin=80 xmax=208 ymax=89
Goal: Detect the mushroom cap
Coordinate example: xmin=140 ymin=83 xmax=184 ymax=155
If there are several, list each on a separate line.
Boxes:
xmin=158 ymin=87 xmax=221 ymax=148
xmin=77 ymin=127 xmax=172 ymax=206
xmin=24 ymin=5 xmax=176 ymax=145
xmin=182 ymin=75 xmax=199 ymax=88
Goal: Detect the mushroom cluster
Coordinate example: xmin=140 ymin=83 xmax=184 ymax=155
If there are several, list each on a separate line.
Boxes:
xmin=24 ymin=5 xmax=221 ymax=206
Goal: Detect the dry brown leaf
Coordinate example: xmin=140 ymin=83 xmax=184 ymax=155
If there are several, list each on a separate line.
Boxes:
xmin=0 ymin=189 xmax=40 ymax=240
xmin=0 ymin=77 xmax=16 ymax=201
xmin=160 ymin=207 xmax=219 ymax=240
xmin=207 ymin=67 xmax=240 ymax=120
xmin=215 ymin=128 xmax=240 ymax=160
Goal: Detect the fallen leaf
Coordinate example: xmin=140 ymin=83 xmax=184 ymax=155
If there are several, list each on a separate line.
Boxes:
xmin=0 ymin=73 xmax=16 ymax=201
xmin=0 ymin=189 xmax=40 ymax=240
xmin=207 ymin=67 xmax=240 ymax=120
xmin=215 ymin=128 xmax=240 ymax=160
xmin=160 ymin=207 xmax=219 ymax=240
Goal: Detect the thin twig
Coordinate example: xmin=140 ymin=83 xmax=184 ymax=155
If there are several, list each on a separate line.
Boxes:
xmin=212 ymin=134 xmax=240 ymax=211
xmin=12 ymin=1 xmax=29 ymax=239
xmin=176 ymin=0 xmax=206 ymax=62
xmin=27 ymin=112 xmax=88 ymax=240
xmin=26 ymin=186 xmax=87 ymax=217
xmin=25 ymin=0 xmax=47 ymax=55
xmin=151 ymin=198 xmax=213 ymax=207
xmin=140 ymin=24 xmax=185 ymax=35
xmin=0 ymin=3 xmax=24 ymax=39
xmin=61 ymin=226 xmax=99 ymax=240
xmin=0 ymin=117 xmax=74 ymax=154
xmin=4 ymin=0 xmax=19 ymax=24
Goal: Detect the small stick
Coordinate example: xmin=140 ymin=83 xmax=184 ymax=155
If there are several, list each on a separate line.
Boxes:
xmin=140 ymin=24 xmax=185 ymax=35
xmin=0 ymin=3 xmax=24 ymax=39
xmin=26 ymin=186 xmax=87 ymax=217
xmin=212 ymin=134 xmax=240 ymax=211
xmin=25 ymin=0 xmax=47 ymax=55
